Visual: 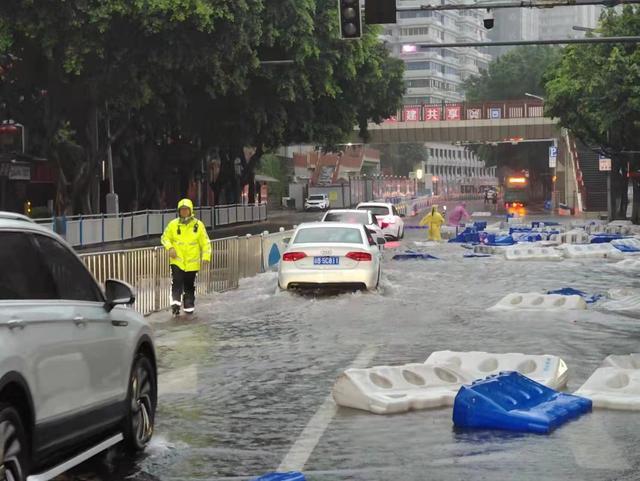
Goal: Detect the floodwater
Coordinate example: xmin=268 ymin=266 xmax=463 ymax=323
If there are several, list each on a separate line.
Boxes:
xmin=60 ymin=219 xmax=640 ymax=481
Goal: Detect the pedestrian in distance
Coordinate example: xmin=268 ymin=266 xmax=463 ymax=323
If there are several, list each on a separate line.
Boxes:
xmin=484 ymin=189 xmax=489 ymax=205
xmin=448 ymin=201 xmax=470 ymax=227
xmin=161 ymin=198 xmax=212 ymax=316
xmin=419 ymin=205 xmax=445 ymax=241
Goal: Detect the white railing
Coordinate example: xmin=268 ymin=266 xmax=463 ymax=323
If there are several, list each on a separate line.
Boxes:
xmin=80 ymin=227 xmax=293 ymax=316
xmin=34 ymin=204 xmax=267 ymax=248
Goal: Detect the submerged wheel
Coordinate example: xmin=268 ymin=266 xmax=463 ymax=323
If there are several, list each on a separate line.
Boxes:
xmin=0 ymin=404 xmax=27 ymax=481
xmin=123 ymin=355 xmax=156 ymax=453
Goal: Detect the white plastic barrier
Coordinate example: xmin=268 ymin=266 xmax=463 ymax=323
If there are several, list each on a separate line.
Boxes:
xmin=559 ymin=243 xmax=622 ymax=259
xmin=474 ymin=245 xmax=506 ymax=255
xmin=424 ymin=350 xmax=569 ymax=389
xmin=261 ymin=229 xmax=294 ymax=271
xmin=489 ymin=292 xmax=587 ymax=311
xmin=504 ymin=246 xmax=563 ymax=261
xmin=332 ymin=364 xmax=472 ymax=414
xmin=549 ymin=230 xmax=590 ymax=245
xmin=471 ymin=211 xmax=492 ymax=217
xmin=601 ymin=354 xmax=640 ymax=369
xmin=575 ymin=366 xmax=640 ymax=410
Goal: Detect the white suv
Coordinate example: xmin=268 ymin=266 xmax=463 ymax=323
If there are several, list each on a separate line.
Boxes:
xmin=304 ymin=193 xmax=330 ymax=211
xmin=356 ymin=202 xmax=405 ymax=240
xmin=0 ymin=212 xmax=157 ymax=481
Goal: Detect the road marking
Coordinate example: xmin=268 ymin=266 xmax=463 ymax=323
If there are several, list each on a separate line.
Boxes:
xmin=277 ymin=345 xmax=379 ymax=472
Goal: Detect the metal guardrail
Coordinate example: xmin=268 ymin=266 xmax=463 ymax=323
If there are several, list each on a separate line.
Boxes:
xmin=35 ymin=204 xmax=267 ymax=248
xmin=80 ymin=229 xmax=292 ymax=316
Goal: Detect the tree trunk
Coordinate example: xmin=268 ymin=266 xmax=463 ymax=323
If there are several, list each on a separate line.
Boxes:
xmin=631 ymin=178 xmax=640 ymax=225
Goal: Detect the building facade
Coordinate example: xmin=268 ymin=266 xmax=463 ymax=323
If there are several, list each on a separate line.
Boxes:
xmin=382 ymin=0 xmax=492 ymax=105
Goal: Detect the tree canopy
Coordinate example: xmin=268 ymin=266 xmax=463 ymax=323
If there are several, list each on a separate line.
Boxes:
xmin=544 ymin=6 xmax=640 ymax=220
xmin=0 ymin=0 xmax=405 ymax=213
xmin=464 ymin=45 xmax=561 ymax=102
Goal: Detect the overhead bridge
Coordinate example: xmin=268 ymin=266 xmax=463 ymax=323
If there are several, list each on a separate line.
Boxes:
xmin=353 ymin=100 xmax=559 ymax=144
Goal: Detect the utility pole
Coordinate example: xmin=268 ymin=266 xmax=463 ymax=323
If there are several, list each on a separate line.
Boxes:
xmin=105 ymin=102 xmax=119 ymax=215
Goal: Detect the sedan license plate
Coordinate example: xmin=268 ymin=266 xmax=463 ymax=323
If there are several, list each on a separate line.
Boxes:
xmin=314 ymin=256 xmax=339 ymax=265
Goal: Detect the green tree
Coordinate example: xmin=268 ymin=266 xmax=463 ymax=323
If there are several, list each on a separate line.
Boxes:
xmin=544 ymin=6 xmax=640 ymax=220
xmin=464 ymin=45 xmax=562 ymax=101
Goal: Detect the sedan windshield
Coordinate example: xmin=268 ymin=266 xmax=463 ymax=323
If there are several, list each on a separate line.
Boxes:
xmin=309 ymin=195 xmax=325 ymax=201
xmin=293 ymin=227 xmax=364 ymax=245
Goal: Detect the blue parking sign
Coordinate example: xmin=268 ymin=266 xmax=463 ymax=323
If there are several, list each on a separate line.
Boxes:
xmin=489 ymin=108 xmax=501 ymax=119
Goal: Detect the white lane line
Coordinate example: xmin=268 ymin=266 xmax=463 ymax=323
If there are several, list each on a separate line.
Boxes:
xmin=277 ymin=345 xmax=379 ymax=472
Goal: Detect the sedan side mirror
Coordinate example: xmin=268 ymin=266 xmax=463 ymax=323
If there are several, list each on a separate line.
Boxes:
xmin=105 ymin=279 xmax=136 ymax=312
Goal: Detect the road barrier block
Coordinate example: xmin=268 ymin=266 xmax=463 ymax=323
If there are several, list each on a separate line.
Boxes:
xmin=252 ymin=473 xmax=306 ymax=481
xmin=424 ymin=351 xmax=569 ymax=390
xmin=453 ymin=372 xmax=591 ymax=434
xmin=504 ymin=246 xmax=563 ymax=261
xmin=489 ymin=293 xmax=587 ymax=311
xmin=560 ymin=243 xmax=622 ymax=259
xmin=332 ymin=364 xmax=472 ymax=414
xmin=576 ymin=365 xmax=640 ymax=411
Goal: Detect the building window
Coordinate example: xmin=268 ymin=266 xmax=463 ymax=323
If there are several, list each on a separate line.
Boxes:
xmin=406 ymin=61 xmax=431 ymax=70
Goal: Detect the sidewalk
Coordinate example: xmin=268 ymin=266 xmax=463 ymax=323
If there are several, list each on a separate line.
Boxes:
xmin=77 ymin=209 xmax=321 ymax=253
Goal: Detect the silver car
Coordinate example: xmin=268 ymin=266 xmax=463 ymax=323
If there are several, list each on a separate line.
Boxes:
xmin=0 ymin=212 xmax=157 ymax=481
xmin=278 ymin=222 xmax=383 ymax=291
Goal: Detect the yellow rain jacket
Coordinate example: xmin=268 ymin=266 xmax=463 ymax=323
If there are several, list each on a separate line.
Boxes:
xmin=161 ymin=199 xmax=212 ymax=272
xmin=419 ymin=206 xmax=445 ymax=241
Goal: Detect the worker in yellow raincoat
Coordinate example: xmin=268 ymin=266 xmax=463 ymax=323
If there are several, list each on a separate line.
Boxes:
xmin=419 ymin=205 xmax=445 ymax=241
xmin=161 ymin=198 xmax=212 ymax=315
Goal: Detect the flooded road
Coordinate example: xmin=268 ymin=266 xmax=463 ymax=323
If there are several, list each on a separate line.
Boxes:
xmin=61 ymin=219 xmax=640 ymax=481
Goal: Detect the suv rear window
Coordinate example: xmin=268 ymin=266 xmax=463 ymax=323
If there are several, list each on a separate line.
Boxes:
xmin=293 ymin=227 xmax=364 ymax=244
xmin=309 ymin=195 xmax=325 ymax=201
xmin=324 ymin=212 xmax=369 ymax=224
xmin=357 ymin=205 xmax=390 ymax=216
xmin=0 ymin=232 xmax=57 ymax=300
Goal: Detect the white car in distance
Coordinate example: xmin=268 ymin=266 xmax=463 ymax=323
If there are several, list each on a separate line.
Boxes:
xmin=278 ymin=222 xmax=383 ymax=291
xmin=356 ymin=202 xmax=405 ymax=240
xmin=320 ymin=209 xmax=386 ymax=248
xmin=304 ymin=193 xmax=330 ymax=211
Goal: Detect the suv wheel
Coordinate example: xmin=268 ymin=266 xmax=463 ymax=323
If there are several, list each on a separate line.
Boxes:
xmin=123 ymin=355 xmax=156 ymax=453
xmin=0 ymin=404 xmax=27 ymax=481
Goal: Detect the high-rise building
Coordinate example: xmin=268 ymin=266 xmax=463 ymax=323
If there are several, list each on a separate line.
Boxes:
xmin=382 ymin=0 xmax=492 ymax=105
xmin=539 ymin=6 xmax=603 ymax=40
xmin=488 ymin=6 xmax=602 ymax=57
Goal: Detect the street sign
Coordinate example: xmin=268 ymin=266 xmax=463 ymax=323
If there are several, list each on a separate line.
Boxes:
xmin=549 ymin=146 xmax=558 ymax=168
xmin=599 ymin=154 xmax=612 ymax=171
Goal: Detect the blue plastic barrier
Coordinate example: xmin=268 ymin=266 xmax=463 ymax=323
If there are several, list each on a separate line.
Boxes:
xmin=509 ymin=227 xmax=532 ymax=234
xmin=532 ymin=221 xmax=560 ymax=228
xmin=591 ymin=234 xmax=623 ymax=243
xmin=613 ymin=244 xmax=640 ymax=253
xmin=449 ymin=227 xmax=481 ymax=243
xmin=482 ymin=235 xmax=515 ymax=246
xmin=453 ymin=372 xmax=592 ymax=434
xmin=251 ymin=473 xmax=306 ymax=481
xmin=473 ymin=221 xmax=487 ymax=231
xmin=546 ymin=287 xmax=602 ymax=304
xmin=393 ymin=252 xmax=439 ymax=260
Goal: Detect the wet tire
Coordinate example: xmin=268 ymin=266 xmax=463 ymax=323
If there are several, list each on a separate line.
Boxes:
xmin=123 ymin=355 xmax=156 ymax=453
xmin=0 ymin=404 xmax=28 ymax=481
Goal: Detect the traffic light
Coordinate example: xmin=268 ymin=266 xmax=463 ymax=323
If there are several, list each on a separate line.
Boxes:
xmin=339 ymin=0 xmax=362 ymax=40
xmin=365 ymin=0 xmax=396 ymax=25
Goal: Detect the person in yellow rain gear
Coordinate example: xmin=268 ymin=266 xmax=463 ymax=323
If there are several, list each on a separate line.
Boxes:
xmin=419 ymin=205 xmax=445 ymax=241
xmin=161 ymin=198 xmax=212 ymax=316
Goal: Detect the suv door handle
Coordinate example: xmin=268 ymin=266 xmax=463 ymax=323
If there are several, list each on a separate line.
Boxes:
xmin=73 ymin=316 xmax=87 ymax=327
xmin=7 ymin=319 xmax=25 ymax=330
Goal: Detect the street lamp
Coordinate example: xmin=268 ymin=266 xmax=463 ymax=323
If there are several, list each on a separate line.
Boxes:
xmin=525 ymin=92 xmax=545 ymax=101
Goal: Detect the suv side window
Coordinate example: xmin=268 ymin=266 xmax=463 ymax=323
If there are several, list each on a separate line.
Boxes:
xmin=34 ymin=235 xmax=103 ymax=302
xmin=0 ymin=232 xmax=58 ymax=300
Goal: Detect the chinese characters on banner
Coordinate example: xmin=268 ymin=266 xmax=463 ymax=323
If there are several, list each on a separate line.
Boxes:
xmin=444 ymin=104 xmax=461 ymax=121
xmin=422 ymin=105 xmax=441 ymax=121
xmin=402 ymin=106 xmax=421 ymax=122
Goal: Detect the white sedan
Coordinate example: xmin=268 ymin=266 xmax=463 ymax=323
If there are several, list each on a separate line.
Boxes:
xmin=356 ymin=202 xmax=405 ymax=240
xmin=278 ymin=222 xmax=383 ymax=291
xmin=320 ymin=209 xmax=386 ymax=247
